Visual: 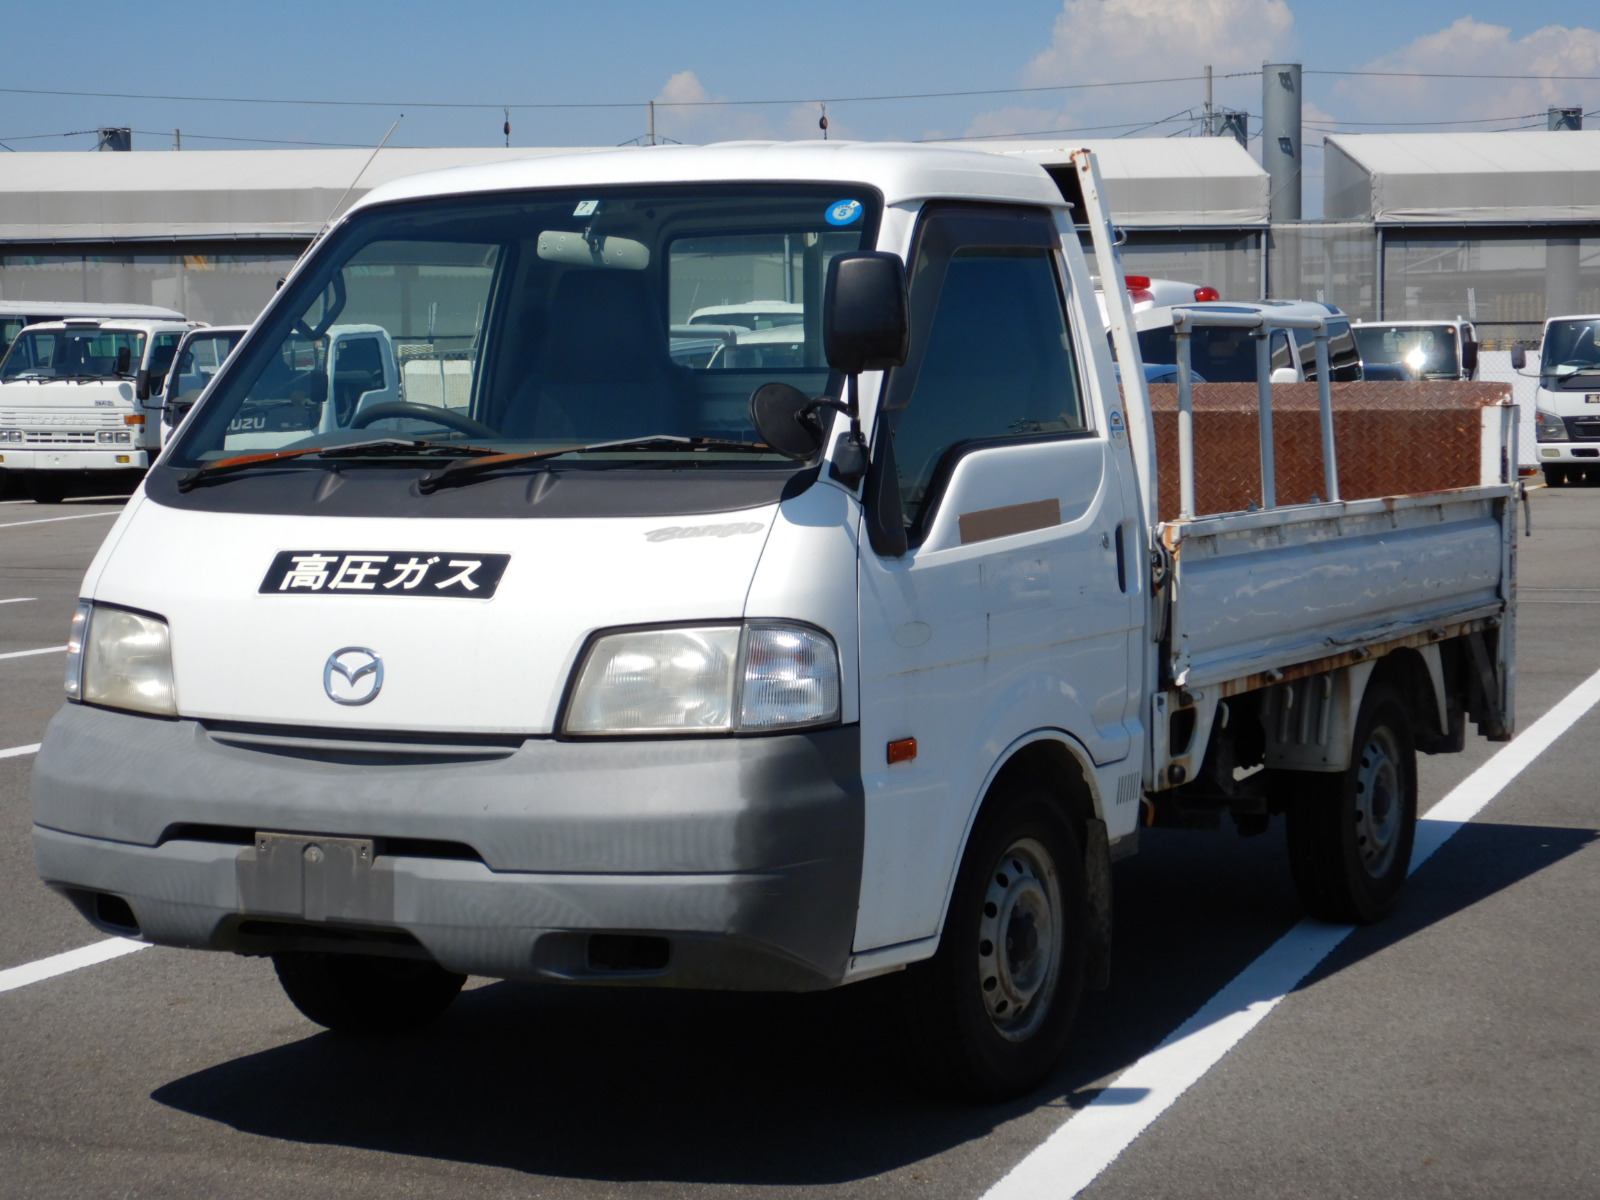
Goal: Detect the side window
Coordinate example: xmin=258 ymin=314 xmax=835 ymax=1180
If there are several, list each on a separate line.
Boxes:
xmin=1270 ymin=329 xmax=1295 ymax=376
xmin=885 ymin=207 xmax=1086 ymax=531
xmin=147 ymin=332 xmax=183 ymax=377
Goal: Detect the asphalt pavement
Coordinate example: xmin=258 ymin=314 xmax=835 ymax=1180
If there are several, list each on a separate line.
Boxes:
xmin=1 ymin=482 xmax=1596 ymax=1200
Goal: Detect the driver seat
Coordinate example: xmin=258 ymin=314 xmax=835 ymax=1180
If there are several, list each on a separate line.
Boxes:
xmin=505 ymin=270 xmax=690 ymax=440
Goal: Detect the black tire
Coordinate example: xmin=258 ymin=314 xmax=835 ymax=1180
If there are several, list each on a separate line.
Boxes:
xmin=897 ymin=784 xmax=1088 ymax=1100
xmin=1286 ymin=681 xmax=1418 ymax=924
xmin=1542 ymin=465 xmax=1568 ymax=487
xmin=25 ymin=473 xmax=67 ymax=504
xmin=272 ymin=952 xmax=465 ymax=1034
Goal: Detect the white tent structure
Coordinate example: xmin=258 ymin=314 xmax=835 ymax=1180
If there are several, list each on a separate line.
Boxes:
xmin=0 ymin=138 xmax=1271 ymax=244
xmin=942 ymin=137 xmax=1270 ymax=228
xmin=1324 ymin=132 xmax=1600 ymax=225
xmin=0 ymin=147 xmax=587 ymax=243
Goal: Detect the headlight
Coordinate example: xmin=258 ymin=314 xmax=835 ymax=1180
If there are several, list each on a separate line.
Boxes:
xmin=566 ymin=621 xmax=840 ymax=735
xmin=69 ymin=602 xmax=177 ymax=716
xmin=1536 ymin=410 xmax=1566 ymax=442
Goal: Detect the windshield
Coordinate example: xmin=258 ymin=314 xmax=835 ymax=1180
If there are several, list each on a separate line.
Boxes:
xmin=0 ymin=328 xmax=146 ymax=381
xmin=1540 ymin=319 xmax=1600 ymax=387
xmin=1353 ymin=324 xmax=1460 ymax=380
xmin=1136 ymin=323 xmax=1290 ymax=383
xmin=168 ymin=184 xmax=877 ymax=469
xmin=164 ymin=330 xmax=247 ymax=407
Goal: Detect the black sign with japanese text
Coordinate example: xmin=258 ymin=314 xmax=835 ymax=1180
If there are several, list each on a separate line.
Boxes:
xmin=259 ymin=551 xmax=511 ymax=598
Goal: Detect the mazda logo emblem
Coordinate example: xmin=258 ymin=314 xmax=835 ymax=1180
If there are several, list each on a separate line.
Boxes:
xmin=324 ymin=647 xmax=384 ymax=706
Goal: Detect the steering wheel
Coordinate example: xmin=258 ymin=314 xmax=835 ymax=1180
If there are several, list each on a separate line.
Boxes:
xmin=349 ymin=400 xmax=500 ymax=439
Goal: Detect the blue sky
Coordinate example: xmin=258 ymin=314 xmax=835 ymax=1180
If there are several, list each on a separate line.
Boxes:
xmin=2 ymin=0 xmax=1596 ymax=158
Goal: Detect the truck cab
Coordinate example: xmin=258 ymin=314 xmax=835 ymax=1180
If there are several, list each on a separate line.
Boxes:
xmin=1514 ymin=314 xmax=1600 ymax=485
xmin=1134 ymin=299 xmax=1363 ymax=383
xmin=1352 ymin=319 xmax=1478 ymax=382
xmin=157 ymin=325 xmax=251 ymax=445
xmin=0 ymin=317 xmax=199 ymax=501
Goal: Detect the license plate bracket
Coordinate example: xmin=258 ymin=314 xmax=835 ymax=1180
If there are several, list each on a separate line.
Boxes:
xmin=237 ymin=832 xmax=389 ymax=924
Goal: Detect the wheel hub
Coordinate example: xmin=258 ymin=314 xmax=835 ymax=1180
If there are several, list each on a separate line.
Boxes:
xmin=976 ymin=838 xmax=1062 ymax=1041
xmin=1353 ymin=726 xmax=1403 ymax=877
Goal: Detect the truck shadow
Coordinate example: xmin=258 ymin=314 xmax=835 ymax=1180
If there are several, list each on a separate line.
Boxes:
xmin=151 ymin=819 xmax=1592 ymax=1186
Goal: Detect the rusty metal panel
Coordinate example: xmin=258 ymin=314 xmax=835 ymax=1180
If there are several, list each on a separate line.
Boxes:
xmin=1145 ymin=381 xmax=1513 ymax=520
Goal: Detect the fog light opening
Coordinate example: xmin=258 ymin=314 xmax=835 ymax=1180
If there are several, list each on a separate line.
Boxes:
xmin=93 ymin=892 xmax=140 ymax=935
xmin=586 ymin=934 xmax=670 ymax=973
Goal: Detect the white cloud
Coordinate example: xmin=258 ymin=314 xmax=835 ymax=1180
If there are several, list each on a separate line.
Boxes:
xmin=1333 ymin=18 xmax=1600 ymax=127
xmin=962 ymin=0 xmax=1295 ymax=141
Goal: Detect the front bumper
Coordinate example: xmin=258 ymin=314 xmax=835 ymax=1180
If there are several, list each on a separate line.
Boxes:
xmin=0 ymin=448 xmax=149 ymax=471
xmin=33 ymin=703 xmax=864 ymax=991
xmin=1536 ymin=443 xmax=1600 ymax=466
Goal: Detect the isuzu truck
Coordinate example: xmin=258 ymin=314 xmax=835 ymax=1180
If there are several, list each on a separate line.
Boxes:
xmin=33 ymin=143 xmax=1518 ymax=1099
xmin=1515 ymin=314 xmax=1600 ymax=486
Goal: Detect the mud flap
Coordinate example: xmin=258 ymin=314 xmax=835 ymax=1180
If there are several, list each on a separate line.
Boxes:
xmin=1083 ymin=817 xmax=1113 ymax=989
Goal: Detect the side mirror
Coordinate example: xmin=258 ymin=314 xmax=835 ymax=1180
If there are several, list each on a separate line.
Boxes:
xmin=824 ymin=252 xmax=909 ymax=375
xmin=748 ymin=382 xmax=825 ymax=461
xmin=1510 ymin=346 xmax=1526 ymax=371
xmin=135 ymin=368 xmax=153 ymax=402
xmin=1461 ymin=338 xmax=1478 ymax=374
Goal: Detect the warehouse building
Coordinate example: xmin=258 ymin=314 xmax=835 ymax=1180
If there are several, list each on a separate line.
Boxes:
xmin=0 ymin=133 xmax=1596 ymax=349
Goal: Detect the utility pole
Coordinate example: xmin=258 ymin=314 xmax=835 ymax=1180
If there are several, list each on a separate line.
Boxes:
xmin=1548 ymin=107 xmax=1583 ymax=131
xmin=1204 ymin=66 xmax=1214 ymax=135
xmin=173 ymin=130 xmax=181 ymax=151
xmin=648 ymin=100 xmax=657 ymax=146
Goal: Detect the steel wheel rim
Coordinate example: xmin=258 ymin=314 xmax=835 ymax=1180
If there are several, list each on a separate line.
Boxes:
xmin=1354 ymin=724 xmax=1403 ymax=877
xmin=976 ymin=837 xmax=1062 ymax=1042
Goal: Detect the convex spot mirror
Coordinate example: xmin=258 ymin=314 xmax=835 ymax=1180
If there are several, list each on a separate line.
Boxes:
xmin=748 ymin=382 xmax=824 ymax=461
xmin=824 ymin=252 xmax=909 ymax=375
xmin=1510 ymin=345 xmax=1527 ymax=371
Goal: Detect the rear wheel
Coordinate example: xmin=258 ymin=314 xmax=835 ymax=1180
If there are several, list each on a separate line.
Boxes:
xmin=1286 ymin=681 xmax=1417 ymax=923
xmin=897 ymin=784 xmax=1087 ymax=1100
xmin=272 ymin=952 xmax=465 ymax=1034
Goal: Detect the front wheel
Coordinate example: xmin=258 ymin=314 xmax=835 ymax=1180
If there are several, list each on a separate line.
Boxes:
xmin=272 ymin=952 xmax=466 ymax=1034
xmin=1286 ymin=681 xmax=1418 ymax=924
xmin=1542 ymin=465 xmax=1568 ymax=487
xmin=897 ymin=784 xmax=1087 ymax=1100
xmin=24 ymin=473 xmax=68 ymax=504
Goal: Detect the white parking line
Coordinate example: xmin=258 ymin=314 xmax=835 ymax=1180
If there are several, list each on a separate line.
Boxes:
xmin=0 ymin=743 xmax=41 ymax=760
xmin=0 ymin=597 xmax=37 ymax=605
xmin=0 ymin=511 xmax=120 ymax=529
xmin=984 ymin=662 xmax=1600 ymax=1200
xmin=0 ymin=938 xmax=150 ymax=995
xmin=0 ymin=645 xmax=65 ymax=660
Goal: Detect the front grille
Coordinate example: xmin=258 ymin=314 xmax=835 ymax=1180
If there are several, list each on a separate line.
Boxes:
xmin=24 ymin=430 xmax=96 ymax=444
xmin=1566 ymin=417 xmax=1600 ymax=441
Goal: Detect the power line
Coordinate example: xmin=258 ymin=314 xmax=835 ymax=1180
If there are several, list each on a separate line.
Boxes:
xmin=0 ymin=75 xmax=1219 ymax=112
xmin=1306 ymin=69 xmax=1600 ymax=82
xmin=923 ymin=109 xmax=1201 ymax=143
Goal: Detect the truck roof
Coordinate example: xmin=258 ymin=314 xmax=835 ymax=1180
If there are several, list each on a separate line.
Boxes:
xmin=0 ymin=300 xmax=186 ymax=321
xmin=16 ymin=318 xmax=198 ymax=335
xmin=350 ymin=141 xmax=1068 ymax=217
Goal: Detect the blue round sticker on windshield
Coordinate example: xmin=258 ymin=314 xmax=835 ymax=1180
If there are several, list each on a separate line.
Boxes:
xmin=826 ymin=199 xmax=863 ymax=226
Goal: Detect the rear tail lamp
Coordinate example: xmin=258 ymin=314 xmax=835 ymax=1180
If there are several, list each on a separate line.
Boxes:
xmin=1193 ymin=286 xmax=1221 ymax=302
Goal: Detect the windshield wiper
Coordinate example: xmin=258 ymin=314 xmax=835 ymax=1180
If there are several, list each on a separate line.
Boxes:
xmin=175 ymin=438 xmax=497 ymax=492
xmin=416 ymin=434 xmax=773 ymax=494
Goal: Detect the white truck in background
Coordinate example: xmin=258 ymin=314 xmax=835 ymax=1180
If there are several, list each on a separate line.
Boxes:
xmin=1515 ymin=313 xmax=1600 ymax=486
xmin=0 ymin=317 xmax=197 ymax=502
xmin=1354 ymin=319 xmax=1479 ymax=382
xmin=0 ymin=300 xmax=186 ymax=360
xmin=34 ymin=143 xmax=1518 ymax=1101
xmin=158 ymin=325 xmax=250 ymax=446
